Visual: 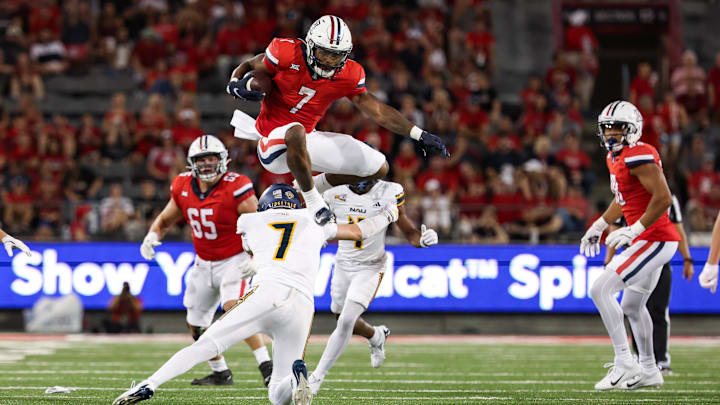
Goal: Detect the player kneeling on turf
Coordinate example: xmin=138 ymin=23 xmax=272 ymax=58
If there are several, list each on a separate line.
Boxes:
xmin=113 ymin=183 xmax=399 ymax=405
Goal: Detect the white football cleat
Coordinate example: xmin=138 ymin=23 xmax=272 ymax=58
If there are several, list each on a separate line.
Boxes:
xmin=594 ymin=361 xmax=641 ymax=390
xmin=112 ymin=380 xmax=154 ymax=405
xmin=308 ymin=372 xmax=323 ymax=395
xmin=619 ymin=368 xmax=664 ymax=390
xmin=369 ymin=325 xmax=390 ymax=368
xmin=291 ymin=360 xmax=313 ymax=405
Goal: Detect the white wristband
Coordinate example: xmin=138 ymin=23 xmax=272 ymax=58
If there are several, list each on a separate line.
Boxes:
xmin=593 ymin=216 xmax=609 ymax=231
xmin=357 ymin=215 xmax=391 ymax=239
xmin=301 ymin=188 xmax=323 ymax=210
xmin=410 ymin=126 xmax=423 ymax=141
xmin=630 ymin=221 xmax=646 ymax=235
xmin=324 ymin=223 xmax=338 ymax=240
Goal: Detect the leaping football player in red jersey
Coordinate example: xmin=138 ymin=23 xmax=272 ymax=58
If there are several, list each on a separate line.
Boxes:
xmin=139 ymin=135 xmax=273 ymax=388
xmin=580 ymin=101 xmax=680 ymax=391
xmin=226 ymin=15 xmax=449 ymax=225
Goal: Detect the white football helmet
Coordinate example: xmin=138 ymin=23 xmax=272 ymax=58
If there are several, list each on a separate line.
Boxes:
xmin=305 ymin=15 xmax=353 ymax=79
xmin=187 ymin=135 xmax=229 ymax=182
xmin=597 ymin=100 xmax=643 ymax=152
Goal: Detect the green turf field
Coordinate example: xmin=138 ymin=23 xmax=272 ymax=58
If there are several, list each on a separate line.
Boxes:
xmin=0 ymin=335 xmax=719 ymax=404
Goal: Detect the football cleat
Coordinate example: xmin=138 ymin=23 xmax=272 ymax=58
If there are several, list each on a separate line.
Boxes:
xmin=190 ymin=369 xmax=233 ymax=385
xmin=619 ymin=368 xmax=664 ymax=390
xmin=594 ymin=361 xmax=641 ymax=390
xmin=259 ymin=360 xmax=273 ymax=387
xmin=369 ymin=325 xmax=390 ymax=368
xmin=112 ymin=380 xmax=154 ymax=405
xmin=291 ymin=360 xmax=313 ymax=405
xmin=308 ymin=372 xmax=323 ymax=395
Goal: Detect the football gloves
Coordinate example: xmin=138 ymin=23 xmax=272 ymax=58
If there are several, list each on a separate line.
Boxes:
xmin=605 ymin=221 xmax=645 ymax=250
xmin=699 ymin=263 xmax=718 ymax=293
xmin=419 ymin=224 xmax=438 ymax=247
xmin=226 ymin=76 xmax=264 ymax=102
xmin=239 ymin=259 xmax=258 ymax=280
xmin=2 ymin=234 xmax=30 ymax=257
xmin=140 ymin=231 xmax=162 ymax=260
xmin=580 ymin=217 xmax=608 ymax=258
xmin=418 ymin=131 xmax=450 ymax=158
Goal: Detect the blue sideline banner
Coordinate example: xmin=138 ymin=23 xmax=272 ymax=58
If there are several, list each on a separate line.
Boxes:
xmin=0 ymin=243 xmax=717 ymax=313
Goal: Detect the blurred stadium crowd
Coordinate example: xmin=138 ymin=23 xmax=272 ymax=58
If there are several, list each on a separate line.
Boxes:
xmin=0 ymin=0 xmax=719 ymax=244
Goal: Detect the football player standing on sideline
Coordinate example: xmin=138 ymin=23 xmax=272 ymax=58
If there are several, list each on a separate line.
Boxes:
xmin=0 ymin=228 xmax=31 ymax=257
xmin=139 ymin=135 xmax=273 ymax=387
xmin=308 ymin=179 xmax=438 ymax=395
xmin=227 ymin=15 xmax=449 ymax=226
xmin=113 ymin=183 xmax=400 ymax=405
xmin=580 ymin=101 xmax=679 ymax=390
xmin=699 ymin=211 xmax=720 ymax=293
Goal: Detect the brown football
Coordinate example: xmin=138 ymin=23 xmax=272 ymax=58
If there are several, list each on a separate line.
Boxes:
xmin=248 ymin=69 xmax=272 ymax=95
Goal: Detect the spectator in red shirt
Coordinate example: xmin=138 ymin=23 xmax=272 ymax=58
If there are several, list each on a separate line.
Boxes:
xmin=77 ymin=113 xmax=102 ymax=161
xmin=465 ymin=16 xmax=494 ymax=73
xmin=392 ymin=140 xmax=420 ymax=183
xmin=131 ymin=28 xmax=166 ymax=79
xmin=555 ymin=133 xmax=590 ymax=176
xmin=629 ymin=62 xmax=657 ymax=106
xmin=147 ymin=131 xmax=184 ymax=183
xmin=9 ymin=53 xmax=44 ymax=100
xmin=656 ymin=91 xmax=689 ymax=157
xmin=3 ymin=176 xmax=34 ymax=234
xmin=103 ymin=93 xmax=135 ymax=136
xmin=29 ymin=0 xmax=61 ymax=38
xmin=171 ymin=108 xmax=203 ymax=149
xmin=246 ymin=7 xmax=276 ymax=53
xmin=521 ymin=93 xmax=551 ymax=141
xmin=520 ymin=75 xmax=543 ymax=110
xmin=671 ymin=50 xmax=707 ymax=116
xmin=134 ymin=94 xmax=170 ymax=158
xmin=557 ymin=184 xmax=590 ymax=232
xmin=216 ymin=17 xmax=252 ymax=79
xmin=637 ymin=95 xmax=661 ymax=151
xmin=563 ymin=9 xmax=598 ymax=110
xmin=545 ymin=51 xmax=576 ymax=91
xmin=417 ymin=156 xmax=459 ymax=198
xmin=708 ymin=51 xmax=720 ymax=117
xmin=187 ymin=34 xmax=218 ymax=81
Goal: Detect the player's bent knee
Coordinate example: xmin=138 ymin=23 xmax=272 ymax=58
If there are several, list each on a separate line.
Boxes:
xmin=284 ymin=125 xmax=306 ymax=148
xmin=588 ymin=279 xmax=604 ymax=302
xmin=188 ymin=324 xmax=207 ymax=341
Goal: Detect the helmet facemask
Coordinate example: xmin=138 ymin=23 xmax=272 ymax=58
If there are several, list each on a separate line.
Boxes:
xmin=307 ymin=41 xmax=351 ymax=78
xmin=189 ymin=152 xmax=228 ymax=182
xmin=598 ymin=121 xmax=636 ymax=153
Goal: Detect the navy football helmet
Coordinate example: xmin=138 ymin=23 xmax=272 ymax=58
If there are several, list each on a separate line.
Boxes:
xmin=258 ymin=183 xmax=302 ymax=211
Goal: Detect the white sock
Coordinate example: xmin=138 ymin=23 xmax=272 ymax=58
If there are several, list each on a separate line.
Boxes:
xmin=313 ymin=173 xmax=333 ymax=193
xmin=148 ymin=339 xmax=217 ymax=388
xmin=209 ymin=357 xmax=228 ymax=372
xmin=613 ymin=345 xmax=634 ymax=366
xmin=368 ymin=326 xmax=383 ymax=346
xmin=315 ymin=301 xmax=365 ymax=377
xmin=253 ymin=346 xmax=271 ymax=364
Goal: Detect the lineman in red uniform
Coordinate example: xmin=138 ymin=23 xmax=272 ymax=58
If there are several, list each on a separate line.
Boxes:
xmin=580 ymin=101 xmax=679 ymax=391
xmin=227 ymin=15 xmax=449 ymax=225
xmin=139 ymin=135 xmax=273 ymax=387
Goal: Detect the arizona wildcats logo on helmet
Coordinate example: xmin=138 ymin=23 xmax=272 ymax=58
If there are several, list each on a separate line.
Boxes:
xmin=258 ymin=183 xmax=302 ymax=211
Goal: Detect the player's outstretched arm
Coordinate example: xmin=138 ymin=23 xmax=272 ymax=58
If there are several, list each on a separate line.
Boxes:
xmin=395 ymin=204 xmax=438 ymax=248
xmin=0 ymin=228 xmax=31 ymax=257
xmin=699 ymin=211 xmax=720 ymax=293
xmin=141 ymin=199 xmax=184 ymax=260
xmin=330 ymin=204 xmax=399 ymax=241
xmin=352 ymin=92 xmax=449 ymax=158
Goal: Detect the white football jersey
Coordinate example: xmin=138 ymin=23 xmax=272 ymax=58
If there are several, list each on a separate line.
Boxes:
xmin=324 ymin=181 xmax=404 ymax=271
xmin=237 ymin=208 xmax=336 ymax=300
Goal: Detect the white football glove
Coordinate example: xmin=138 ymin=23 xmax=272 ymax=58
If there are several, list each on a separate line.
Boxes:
xmin=605 ymin=221 xmax=645 ymax=250
xmin=699 ymin=263 xmax=718 ymax=294
xmin=140 ymin=231 xmax=162 ymax=260
xmin=419 ymin=224 xmax=438 ymax=247
xmin=2 ymin=235 xmax=31 ymax=257
xmin=382 ymin=204 xmax=399 ymax=223
xmin=580 ymin=217 xmax=609 ymax=257
xmin=239 ymin=258 xmax=258 ymax=280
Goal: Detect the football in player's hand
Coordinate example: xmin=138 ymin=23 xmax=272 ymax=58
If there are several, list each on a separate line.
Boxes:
xmin=247 ymin=70 xmax=272 ymax=95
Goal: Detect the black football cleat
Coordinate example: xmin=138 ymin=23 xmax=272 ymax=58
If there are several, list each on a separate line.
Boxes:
xmin=190 ymin=369 xmax=233 ymax=385
xmin=291 ymin=360 xmax=313 ymax=405
xmin=112 ymin=381 xmax=154 ymax=405
xmin=259 ymin=360 xmax=273 ymax=387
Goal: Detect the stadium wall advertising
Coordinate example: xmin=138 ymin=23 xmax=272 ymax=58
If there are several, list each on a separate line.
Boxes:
xmin=1 ymin=243 xmax=717 ymax=313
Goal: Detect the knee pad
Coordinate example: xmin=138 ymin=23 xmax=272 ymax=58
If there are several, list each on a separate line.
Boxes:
xmin=189 ymin=325 xmax=207 ymax=341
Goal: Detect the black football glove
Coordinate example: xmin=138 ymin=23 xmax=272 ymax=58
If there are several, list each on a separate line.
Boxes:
xmin=226 ymin=75 xmax=265 ymax=102
xmin=418 ymin=131 xmax=450 ymax=158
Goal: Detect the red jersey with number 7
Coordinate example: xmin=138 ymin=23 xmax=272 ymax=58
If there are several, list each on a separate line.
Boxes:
xmin=170 ymin=171 xmax=255 ymax=261
xmin=255 ymin=37 xmax=367 ymax=137
xmin=606 ymin=142 xmax=680 ymax=242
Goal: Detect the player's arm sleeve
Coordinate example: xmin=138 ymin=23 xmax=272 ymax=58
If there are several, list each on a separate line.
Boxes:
xmin=346 ymin=64 xmax=367 ymax=99
xmin=669 ymin=194 xmax=683 ymax=223
xmin=233 ymin=176 xmax=256 ymax=202
xmin=263 ymin=38 xmax=292 ymax=75
xmin=623 ymin=145 xmax=657 ymax=168
xmin=169 ymin=176 xmax=181 ymax=206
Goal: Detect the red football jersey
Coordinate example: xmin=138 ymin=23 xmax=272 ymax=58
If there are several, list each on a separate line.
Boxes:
xmin=171 ymin=171 xmax=255 ymax=261
xmin=606 ymin=142 xmax=680 ymax=242
xmin=255 ymin=37 xmax=367 ymax=137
